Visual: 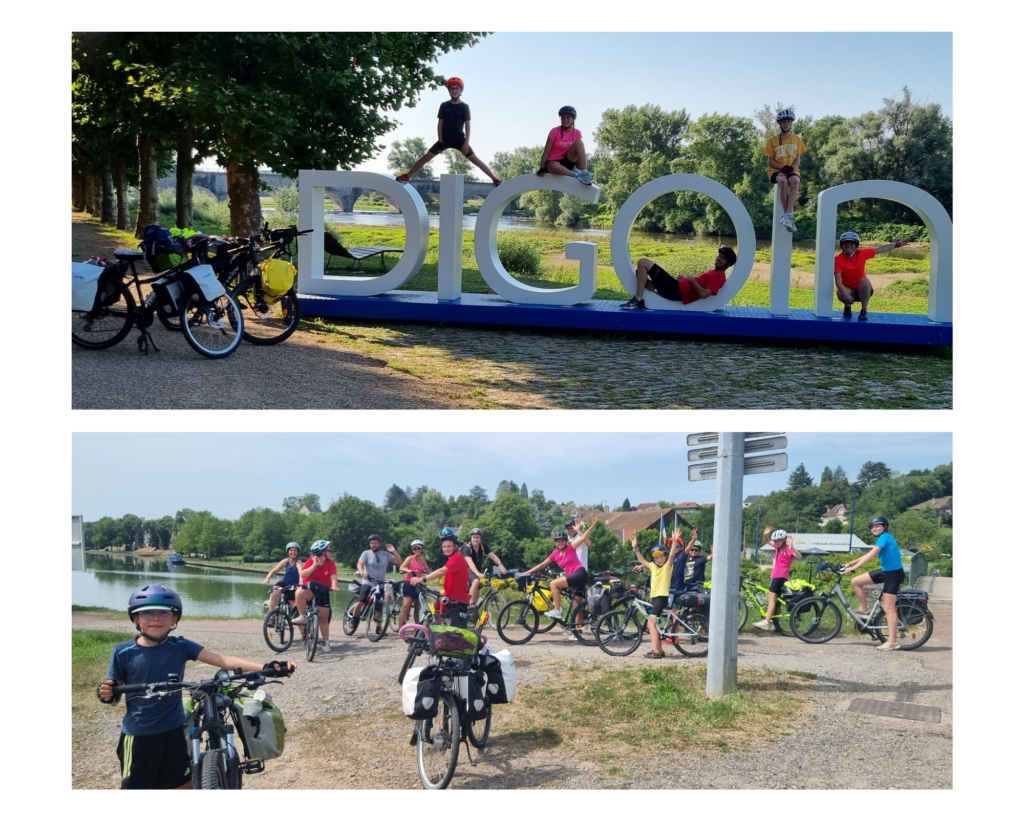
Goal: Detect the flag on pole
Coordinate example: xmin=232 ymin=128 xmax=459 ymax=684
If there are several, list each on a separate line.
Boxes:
xmin=661 ymin=516 xmax=667 ymax=545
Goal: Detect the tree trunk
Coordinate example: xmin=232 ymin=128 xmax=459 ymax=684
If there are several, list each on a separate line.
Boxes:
xmin=225 ymin=156 xmax=263 ymax=236
xmin=73 ymin=176 xmax=86 ymax=211
xmin=101 ymin=155 xmax=116 ymax=225
xmin=175 ymin=123 xmax=195 ymax=229
xmin=136 ymin=136 xmax=159 ymax=239
xmin=114 ymin=158 xmax=131 ymax=232
xmin=86 ymin=175 xmax=100 ymax=216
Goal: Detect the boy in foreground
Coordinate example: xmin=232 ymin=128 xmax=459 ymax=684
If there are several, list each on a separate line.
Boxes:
xmin=620 ymin=246 xmax=737 ymax=310
xmin=97 ymin=584 xmax=295 ymax=789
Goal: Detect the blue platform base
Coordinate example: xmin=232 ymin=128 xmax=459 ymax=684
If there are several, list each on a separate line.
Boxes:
xmin=297 ymin=291 xmax=952 ymax=346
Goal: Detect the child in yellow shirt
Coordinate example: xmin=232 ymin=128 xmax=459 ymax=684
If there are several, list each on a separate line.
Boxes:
xmin=764 ymin=108 xmax=806 ymax=233
xmin=631 ymin=528 xmax=682 ymax=658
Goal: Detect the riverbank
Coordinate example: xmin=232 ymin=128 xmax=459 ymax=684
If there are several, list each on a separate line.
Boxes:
xmin=72 ymin=212 xmax=951 ymax=409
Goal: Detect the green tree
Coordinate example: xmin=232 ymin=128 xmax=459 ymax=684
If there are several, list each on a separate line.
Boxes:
xmin=90 ymin=516 xmax=121 ymax=549
xmin=387 ymin=137 xmax=433 ymax=180
xmin=323 ymin=494 xmax=391 ymax=568
xmin=787 ymin=463 xmax=814 ymax=490
xmin=384 ymin=484 xmax=412 ymax=511
xmin=618 ymin=498 xmax=632 ymax=512
xmin=282 ymin=494 xmax=321 ymax=511
xmin=820 ymin=466 xmax=834 ymax=485
xmin=587 ymin=521 xmax=623 ymax=573
xmin=856 ymin=461 xmax=891 ymax=487
xmin=891 ymin=509 xmax=939 ymax=549
xmin=443 ymin=150 xmax=477 ymax=180
xmin=833 ymin=465 xmax=849 ymax=484
xmin=174 ymin=511 xmax=233 ymax=558
xmin=483 ymin=493 xmax=542 ymax=568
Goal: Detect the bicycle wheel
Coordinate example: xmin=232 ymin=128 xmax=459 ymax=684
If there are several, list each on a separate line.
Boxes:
xmin=568 ymin=600 xmax=598 ymax=646
xmin=197 ymin=749 xmax=228 ymax=790
xmin=230 ymin=277 xmax=300 ymax=345
xmin=156 ymin=299 xmax=182 ymax=331
xmin=482 ymin=592 xmax=506 ymax=630
xmin=533 ymin=595 xmax=560 ymax=633
xmin=179 ymin=292 xmax=244 ymax=359
xmin=869 ymin=602 xmax=933 ymax=650
xmin=596 ymin=609 xmax=644 ymax=657
xmin=774 ymin=603 xmax=796 ymax=637
xmin=305 ymin=611 xmax=319 ymax=661
xmin=368 ymin=599 xmax=390 ymax=642
xmin=342 ymin=602 xmax=360 ymax=636
xmin=263 ymin=609 xmax=293 ymax=653
xmin=72 ymin=282 xmax=135 ymax=349
xmin=417 ymin=691 xmax=460 ymax=790
xmin=467 ymin=699 xmax=492 ymax=749
xmin=677 ymin=611 xmax=710 ymax=658
xmin=790 ymin=597 xmax=843 ymax=644
xmin=496 ymin=600 xmax=538 ymax=645
xmin=736 ymin=594 xmax=749 ymax=631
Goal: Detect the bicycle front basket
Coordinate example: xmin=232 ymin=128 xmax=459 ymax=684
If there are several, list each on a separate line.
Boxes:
xmin=428 ymin=624 xmax=480 ymax=658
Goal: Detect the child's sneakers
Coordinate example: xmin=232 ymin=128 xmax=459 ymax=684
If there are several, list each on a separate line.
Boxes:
xmin=780 ymin=213 xmax=796 ymax=232
xmin=493 ymin=179 xmax=502 ymax=187
xmin=858 ymin=308 xmax=869 ymax=321
xmin=575 ymin=169 xmax=593 ymax=185
xmin=843 ymin=305 xmax=853 ymax=319
xmin=753 ymin=619 xmax=772 ymax=630
xmin=396 ymin=173 xmax=411 ymax=183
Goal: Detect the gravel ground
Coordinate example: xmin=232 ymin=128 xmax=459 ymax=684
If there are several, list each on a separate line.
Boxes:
xmin=72 ymin=602 xmax=951 ymax=790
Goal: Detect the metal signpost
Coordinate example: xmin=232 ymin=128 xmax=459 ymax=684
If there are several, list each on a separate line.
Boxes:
xmin=687 ymin=433 xmax=788 ymax=698
xmin=72 ymin=514 xmax=85 ymax=572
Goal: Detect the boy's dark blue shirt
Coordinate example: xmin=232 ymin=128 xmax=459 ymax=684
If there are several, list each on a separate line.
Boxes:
xmin=107 ymin=635 xmax=204 ymax=736
xmin=671 ymin=554 xmax=709 ymax=591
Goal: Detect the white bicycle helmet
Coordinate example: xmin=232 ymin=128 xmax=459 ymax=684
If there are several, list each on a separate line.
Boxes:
xmin=839 ymin=231 xmax=861 ymax=245
xmin=776 ymin=108 xmax=796 ymax=121
xmin=770 ymin=529 xmax=788 ymax=541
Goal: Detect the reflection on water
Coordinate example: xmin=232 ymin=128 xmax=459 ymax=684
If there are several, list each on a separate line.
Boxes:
xmin=326 ymin=210 xmax=930 ymax=259
xmin=74 ymin=553 xmax=364 ymax=617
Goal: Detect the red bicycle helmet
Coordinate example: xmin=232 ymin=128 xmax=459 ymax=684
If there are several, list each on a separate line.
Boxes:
xmin=445 ymin=77 xmax=464 ymax=89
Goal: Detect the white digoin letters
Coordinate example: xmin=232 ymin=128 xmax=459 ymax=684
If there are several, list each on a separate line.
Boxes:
xmin=296 ymin=171 xmax=952 ymax=324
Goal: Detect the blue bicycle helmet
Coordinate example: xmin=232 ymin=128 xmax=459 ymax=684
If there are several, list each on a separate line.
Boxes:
xmin=309 ymin=540 xmax=330 ymax=556
xmin=776 ymin=108 xmax=796 ymax=122
xmin=439 ymin=528 xmax=457 ymax=544
xmin=128 ymin=584 xmax=183 ymax=620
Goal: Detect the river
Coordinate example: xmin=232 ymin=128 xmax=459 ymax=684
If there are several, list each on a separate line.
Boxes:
xmin=73 ymin=553 xmax=360 ymax=618
xmin=323 ymin=210 xmax=930 ymax=260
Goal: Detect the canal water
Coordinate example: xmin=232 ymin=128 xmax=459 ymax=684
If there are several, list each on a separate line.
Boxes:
xmin=325 ymin=210 xmax=930 ymax=260
xmin=73 ymin=553 xmax=362 ymax=618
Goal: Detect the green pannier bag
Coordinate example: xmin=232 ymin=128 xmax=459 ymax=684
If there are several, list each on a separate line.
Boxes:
xmin=428 ymin=624 xmax=480 ymax=658
xmin=232 ymin=693 xmax=286 ymax=761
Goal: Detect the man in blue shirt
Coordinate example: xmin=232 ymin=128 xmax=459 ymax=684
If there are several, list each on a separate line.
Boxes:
xmin=843 ymin=516 xmax=906 ymax=651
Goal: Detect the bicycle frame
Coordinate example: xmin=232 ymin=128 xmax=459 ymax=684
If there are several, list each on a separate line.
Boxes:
xmin=629 ymin=597 xmax=701 ymax=639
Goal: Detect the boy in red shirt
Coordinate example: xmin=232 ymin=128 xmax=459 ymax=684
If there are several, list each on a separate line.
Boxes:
xmin=408 ymin=528 xmax=471 ymax=628
xmin=620 ymin=246 xmax=736 ymax=310
xmin=834 ymin=231 xmax=908 ymax=320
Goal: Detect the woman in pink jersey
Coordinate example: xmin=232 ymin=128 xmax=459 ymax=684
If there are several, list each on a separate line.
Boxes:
xmin=522 ymin=530 xmax=588 ymax=623
xmin=397 ymin=539 xmax=431 ymax=631
xmin=537 ymin=106 xmax=592 ymax=185
xmin=754 ymin=526 xmax=802 ymax=631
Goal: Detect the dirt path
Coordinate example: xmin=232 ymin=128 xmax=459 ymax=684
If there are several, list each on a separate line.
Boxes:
xmin=72 ymin=604 xmax=951 ymax=790
xmin=72 ymin=212 xmax=951 ymax=409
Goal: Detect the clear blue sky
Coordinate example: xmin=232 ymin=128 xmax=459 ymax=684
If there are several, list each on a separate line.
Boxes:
xmin=72 ymin=432 xmax=951 ymax=522
xmin=350 ymin=32 xmax=951 ymax=175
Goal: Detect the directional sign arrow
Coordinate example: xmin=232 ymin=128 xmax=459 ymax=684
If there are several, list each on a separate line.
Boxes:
xmin=687 ymin=436 xmax=787 ymax=462
xmin=687 ymin=453 xmax=789 ymax=481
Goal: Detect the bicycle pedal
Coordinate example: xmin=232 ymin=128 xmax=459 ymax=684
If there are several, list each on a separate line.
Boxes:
xmin=242 ymin=758 xmax=265 ymax=774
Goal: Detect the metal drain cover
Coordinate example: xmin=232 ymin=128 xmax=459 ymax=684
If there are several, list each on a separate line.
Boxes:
xmin=848 ymin=698 xmax=941 ymax=723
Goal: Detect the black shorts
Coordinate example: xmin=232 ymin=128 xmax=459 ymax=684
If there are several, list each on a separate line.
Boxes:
xmin=356 ymin=583 xmax=374 ymax=605
xmin=440 ymin=599 xmax=470 ymax=628
xmin=403 ymin=581 xmax=419 ymax=599
xmin=869 ymin=568 xmax=906 ymax=596
xmin=771 ymin=172 xmax=800 ymax=183
xmin=308 ymin=581 xmax=332 ymax=622
xmin=768 ymin=577 xmax=787 ymax=595
xmin=429 ymin=140 xmax=474 ymax=157
xmin=646 ymin=264 xmax=683 ymax=301
xmin=650 ymin=596 xmax=669 ymax=616
xmin=553 ymin=156 xmax=577 ymax=171
xmin=273 ymin=585 xmax=296 ymax=603
xmin=565 ymin=567 xmax=588 ymax=593
xmin=117 ymin=727 xmax=192 ymax=789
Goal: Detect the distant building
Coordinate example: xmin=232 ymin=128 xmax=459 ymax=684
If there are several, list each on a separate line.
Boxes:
xmin=742 ymin=495 xmax=763 ymax=508
xmin=298 ymin=503 xmax=322 ymax=515
xmin=820 ymin=504 xmax=848 ymax=527
xmin=908 ymin=496 xmax=952 ymax=524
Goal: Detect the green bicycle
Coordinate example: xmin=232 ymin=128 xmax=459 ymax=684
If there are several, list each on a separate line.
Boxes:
xmin=736 ymin=575 xmax=815 ymax=636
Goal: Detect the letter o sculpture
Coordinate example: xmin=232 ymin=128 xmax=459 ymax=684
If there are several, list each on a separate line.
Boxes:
xmin=610 ymin=174 xmax=756 ymax=311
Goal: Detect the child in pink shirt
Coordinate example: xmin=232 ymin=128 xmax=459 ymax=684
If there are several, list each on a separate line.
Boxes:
xmin=537 ymin=105 xmax=592 ymax=185
xmin=754 ymin=526 xmax=802 ymax=631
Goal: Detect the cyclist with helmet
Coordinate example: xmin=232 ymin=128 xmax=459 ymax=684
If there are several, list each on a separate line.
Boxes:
xmin=97 ymin=585 xmax=295 ymax=789
xmin=753 ymin=525 xmax=802 ymax=630
xmin=668 ymin=528 xmax=710 ymax=608
xmin=564 ymin=518 xmax=589 ymax=571
xmin=763 ymin=109 xmax=806 ymax=232
xmin=395 ymin=77 xmax=502 ymax=186
xmin=537 ymin=105 xmax=592 ymax=185
xmin=521 ymin=530 xmax=588 ymax=630
xmin=631 ymin=530 xmax=683 ymax=658
xmin=462 ymin=528 xmax=508 ymax=608
xmin=349 ymin=534 xmax=401 ymax=630
xmin=408 ymin=529 xmax=472 ymax=627
xmin=834 ymin=230 xmax=909 ymax=320
xmin=397 ymin=539 xmax=432 ymax=631
xmin=620 ymin=246 xmax=737 ymax=310
xmin=296 ymin=540 xmax=339 ymax=650
xmin=843 ymin=516 xmax=905 ymax=650
xmin=261 ymin=542 xmax=303 ymax=629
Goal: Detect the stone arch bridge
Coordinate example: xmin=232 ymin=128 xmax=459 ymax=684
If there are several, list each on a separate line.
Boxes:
xmin=157 ymin=171 xmax=501 ymax=212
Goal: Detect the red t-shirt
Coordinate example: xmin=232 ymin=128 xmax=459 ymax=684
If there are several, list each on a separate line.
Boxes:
xmin=678 ymin=268 xmax=727 ymax=304
xmin=442 ymin=553 xmax=470 ymax=603
xmin=302 ymin=557 xmax=337 ymax=588
xmin=834 ymin=247 xmax=876 ymax=289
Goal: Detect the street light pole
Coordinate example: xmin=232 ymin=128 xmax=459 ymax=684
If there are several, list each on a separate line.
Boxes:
xmin=849 ymin=483 xmax=862 ymax=553
xmin=707 ymin=433 xmax=743 ymax=698
xmin=754 ymin=506 xmax=762 ymax=565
